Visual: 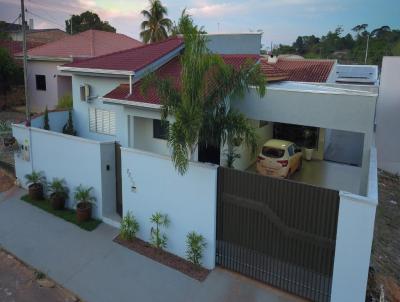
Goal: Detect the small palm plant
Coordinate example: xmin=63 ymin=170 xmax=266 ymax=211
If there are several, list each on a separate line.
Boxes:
xmin=74 ymin=185 xmax=96 ymax=222
xmin=47 ymin=178 xmax=68 ymax=210
xmin=186 ymin=231 xmax=207 ymax=265
xmin=150 ymin=212 xmax=170 ymax=249
xmin=24 ymin=171 xmax=46 ymax=201
xmin=120 ymin=211 xmax=140 ymax=241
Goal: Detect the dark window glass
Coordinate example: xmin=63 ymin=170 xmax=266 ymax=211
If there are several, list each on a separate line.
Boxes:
xmin=35 ymin=75 xmax=46 ymax=91
xmin=288 ymin=144 xmax=295 ymax=156
xmin=262 ymin=147 xmax=285 ymax=158
xmin=153 ymin=119 xmax=169 ymax=140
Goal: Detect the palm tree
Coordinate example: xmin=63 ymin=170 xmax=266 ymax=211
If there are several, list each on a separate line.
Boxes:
xmin=140 ymin=0 xmax=172 ymax=44
xmin=143 ymin=19 xmax=266 ymax=174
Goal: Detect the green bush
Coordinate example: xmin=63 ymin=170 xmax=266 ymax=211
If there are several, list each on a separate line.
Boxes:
xmin=43 ymin=106 xmax=50 ymax=130
xmin=120 ymin=211 xmax=139 ymax=240
xmin=57 ymin=93 xmax=73 ymax=110
xmin=150 ymin=212 xmax=170 ymax=249
xmin=62 ymin=110 xmax=77 ymax=136
xmin=186 ymin=231 xmax=206 ymax=265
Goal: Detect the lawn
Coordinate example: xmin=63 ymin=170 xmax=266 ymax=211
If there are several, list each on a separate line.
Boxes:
xmin=21 ymin=195 xmax=101 ymax=231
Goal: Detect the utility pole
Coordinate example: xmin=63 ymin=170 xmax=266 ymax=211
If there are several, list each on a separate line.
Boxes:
xmin=21 ymin=0 xmax=30 ymax=126
xmin=364 ymin=34 xmax=370 ymax=64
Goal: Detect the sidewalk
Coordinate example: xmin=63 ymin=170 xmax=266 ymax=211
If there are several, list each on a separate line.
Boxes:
xmin=0 ymin=188 xmax=303 ymax=302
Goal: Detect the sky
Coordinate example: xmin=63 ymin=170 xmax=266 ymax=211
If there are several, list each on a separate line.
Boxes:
xmin=0 ymin=0 xmax=399 ymax=49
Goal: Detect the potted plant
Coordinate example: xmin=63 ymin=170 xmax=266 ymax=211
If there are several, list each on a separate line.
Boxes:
xmin=303 ymin=128 xmax=316 ymax=161
xmin=48 ymin=178 xmax=68 ymax=210
xmin=24 ymin=171 xmax=46 ymax=201
xmin=74 ymin=185 xmax=96 ymax=223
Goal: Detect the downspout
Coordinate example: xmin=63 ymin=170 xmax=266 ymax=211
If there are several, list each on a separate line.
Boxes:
xmin=129 ymin=75 xmax=132 ymax=95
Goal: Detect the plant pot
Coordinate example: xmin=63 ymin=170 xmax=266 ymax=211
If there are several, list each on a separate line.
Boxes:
xmin=50 ymin=193 xmax=65 ymax=210
xmin=28 ymin=183 xmax=43 ymax=201
xmin=76 ymin=202 xmax=92 ymax=223
xmin=304 ymin=148 xmax=314 ymax=161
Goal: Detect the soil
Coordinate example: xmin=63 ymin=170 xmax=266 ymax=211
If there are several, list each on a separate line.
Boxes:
xmin=114 ymin=235 xmax=210 ymax=282
xmin=0 ymin=168 xmax=14 ymax=192
xmin=368 ymin=170 xmax=400 ymax=302
xmin=0 ymin=248 xmax=80 ymax=302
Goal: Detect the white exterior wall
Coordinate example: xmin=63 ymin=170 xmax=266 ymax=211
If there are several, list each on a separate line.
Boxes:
xmin=331 ymin=147 xmax=378 ymax=302
xmin=121 ymin=148 xmax=218 ymax=269
xmin=27 ymin=60 xmax=72 ymax=112
xmin=232 ymin=87 xmax=377 ymax=195
xmin=133 ymin=117 xmax=170 ymax=156
xmin=12 ymin=119 xmax=116 ymax=220
xmin=206 ymin=33 xmax=262 ymax=54
xmin=30 ymin=110 xmax=69 ymax=132
xmin=376 ymin=56 xmax=400 ymax=174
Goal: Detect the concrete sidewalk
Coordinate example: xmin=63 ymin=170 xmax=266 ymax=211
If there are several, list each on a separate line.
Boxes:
xmin=0 ymin=188 xmax=303 ymax=302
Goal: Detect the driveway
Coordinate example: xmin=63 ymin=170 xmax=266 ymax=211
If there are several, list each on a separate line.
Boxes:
xmin=0 ymin=188 xmax=303 ymax=302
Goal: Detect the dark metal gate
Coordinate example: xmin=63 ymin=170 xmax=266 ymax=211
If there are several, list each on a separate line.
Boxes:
xmin=115 ymin=142 xmax=122 ymax=216
xmin=216 ymin=167 xmax=340 ymax=302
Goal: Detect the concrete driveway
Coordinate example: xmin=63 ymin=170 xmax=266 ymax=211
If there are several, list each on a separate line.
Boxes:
xmin=0 ymin=188 xmax=303 ymax=302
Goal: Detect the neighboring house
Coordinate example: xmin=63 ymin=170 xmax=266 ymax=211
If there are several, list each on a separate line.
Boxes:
xmin=13 ymin=33 xmax=379 ymax=302
xmin=376 ymin=56 xmax=400 ymax=174
xmin=15 ymin=29 xmax=142 ymax=112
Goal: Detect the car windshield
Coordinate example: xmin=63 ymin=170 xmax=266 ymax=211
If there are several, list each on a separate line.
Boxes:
xmin=262 ymin=147 xmax=285 ymax=158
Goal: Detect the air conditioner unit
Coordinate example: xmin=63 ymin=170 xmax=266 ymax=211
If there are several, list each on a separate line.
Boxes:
xmin=80 ymin=84 xmax=91 ymax=102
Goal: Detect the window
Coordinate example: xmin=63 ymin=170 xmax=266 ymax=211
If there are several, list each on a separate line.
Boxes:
xmin=89 ymin=108 xmax=116 ymax=135
xmin=35 ymin=75 xmax=46 ymax=91
xmin=261 ymin=147 xmax=284 ymax=158
xmin=153 ymin=119 xmax=169 ymax=140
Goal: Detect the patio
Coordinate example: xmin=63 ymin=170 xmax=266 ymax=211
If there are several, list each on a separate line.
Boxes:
xmin=0 ymin=188 xmax=304 ymax=302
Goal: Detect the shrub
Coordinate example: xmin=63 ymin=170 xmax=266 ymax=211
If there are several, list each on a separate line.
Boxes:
xmin=24 ymin=170 xmax=46 ymax=186
xmin=73 ymin=185 xmax=96 ymax=207
xmin=43 ymin=106 xmax=50 ymax=130
xmin=62 ymin=110 xmax=76 ymax=136
xmin=57 ymin=93 xmax=72 ymax=110
xmin=120 ymin=211 xmax=139 ymax=240
xmin=186 ymin=231 xmax=206 ymax=265
xmin=47 ymin=178 xmax=68 ymax=198
xmin=150 ymin=212 xmax=170 ymax=249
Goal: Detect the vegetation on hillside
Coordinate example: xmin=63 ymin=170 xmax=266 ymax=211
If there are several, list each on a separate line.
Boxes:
xmin=273 ymin=25 xmax=400 ymax=65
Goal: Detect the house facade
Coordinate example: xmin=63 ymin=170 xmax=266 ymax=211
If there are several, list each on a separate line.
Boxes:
xmin=16 ymin=30 xmax=142 ymax=112
xmin=13 ymin=33 xmax=379 ymax=302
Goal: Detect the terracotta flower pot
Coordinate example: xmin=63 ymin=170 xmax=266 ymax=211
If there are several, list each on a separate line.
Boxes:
xmin=50 ymin=193 xmax=66 ymax=210
xmin=76 ymin=202 xmax=92 ymax=223
xmin=28 ymin=183 xmax=43 ymax=201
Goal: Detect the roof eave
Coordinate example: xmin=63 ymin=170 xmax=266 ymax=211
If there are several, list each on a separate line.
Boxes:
xmin=102 ymin=97 xmax=161 ymax=110
xmin=58 ymin=66 xmax=135 ymax=76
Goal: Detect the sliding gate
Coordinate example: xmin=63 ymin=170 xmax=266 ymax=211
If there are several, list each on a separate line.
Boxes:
xmin=216 ymin=167 xmax=340 ymax=302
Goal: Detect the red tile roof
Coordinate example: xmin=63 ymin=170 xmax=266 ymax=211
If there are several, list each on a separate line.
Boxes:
xmin=63 ymin=37 xmax=184 ymax=72
xmin=260 ymin=59 xmax=289 ymax=82
xmin=16 ymin=30 xmax=142 ymax=58
xmin=103 ymin=54 xmax=260 ymax=105
xmin=0 ymin=40 xmax=44 ymax=56
xmin=263 ymin=58 xmax=335 ymax=83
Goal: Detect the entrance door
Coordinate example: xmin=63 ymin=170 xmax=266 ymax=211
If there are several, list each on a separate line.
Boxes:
xmin=198 ymin=143 xmax=220 ymax=165
xmin=115 ymin=142 xmax=122 ymax=216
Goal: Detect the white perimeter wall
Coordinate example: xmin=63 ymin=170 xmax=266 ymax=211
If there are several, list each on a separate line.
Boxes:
xmin=27 ymin=60 xmax=71 ymax=112
xmin=12 ymin=122 xmax=116 ymax=219
xmin=331 ymin=147 xmax=378 ymax=302
xmin=121 ymin=148 xmax=218 ymax=269
xmin=376 ymin=56 xmax=400 ymax=174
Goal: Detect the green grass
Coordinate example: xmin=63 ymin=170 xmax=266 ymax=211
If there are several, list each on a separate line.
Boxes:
xmin=21 ymin=195 xmax=101 ymax=231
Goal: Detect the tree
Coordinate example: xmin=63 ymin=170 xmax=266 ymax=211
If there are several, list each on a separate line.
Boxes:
xmin=0 ymin=21 xmax=11 ymax=40
xmin=140 ymin=0 xmax=172 ymax=43
xmin=43 ymin=106 xmax=50 ymax=130
xmin=170 ymin=9 xmax=206 ymax=36
xmin=0 ymin=48 xmax=22 ymax=109
xmin=65 ymin=11 xmax=116 ymax=34
xmin=143 ymin=19 xmax=266 ymax=174
xmin=352 ymin=24 xmax=368 ymax=36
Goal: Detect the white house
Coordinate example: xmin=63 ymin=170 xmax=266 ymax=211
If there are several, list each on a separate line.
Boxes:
xmin=16 ymin=30 xmax=142 ymax=112
xmin=13 ymin=33 xmax=379 ymax=302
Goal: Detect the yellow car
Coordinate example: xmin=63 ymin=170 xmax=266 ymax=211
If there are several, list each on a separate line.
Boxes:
xmin=256 ymin=139 xmax=303 ymax=178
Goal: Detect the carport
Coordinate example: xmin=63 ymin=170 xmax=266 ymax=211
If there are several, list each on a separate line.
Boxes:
xmin=231 ymin=82 xmax=377 ymax=196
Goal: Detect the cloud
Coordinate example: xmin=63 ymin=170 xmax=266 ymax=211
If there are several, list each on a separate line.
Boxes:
xmin=187 ymin=1 xmax=247 ymax=18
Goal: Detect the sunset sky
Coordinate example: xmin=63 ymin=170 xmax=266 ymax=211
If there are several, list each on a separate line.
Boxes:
xmin=0 ymin=0 xmax=399 ymax=48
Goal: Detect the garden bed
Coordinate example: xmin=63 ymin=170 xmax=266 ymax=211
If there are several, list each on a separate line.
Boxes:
xmin=113 ymin=235 xmax=210 ymax=281
xmin=21 ymin=195 xmax=101 ymax=231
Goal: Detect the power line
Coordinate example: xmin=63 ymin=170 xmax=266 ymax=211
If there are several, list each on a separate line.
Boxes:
xmin=25 ymin=9 xmax=64 ymax=29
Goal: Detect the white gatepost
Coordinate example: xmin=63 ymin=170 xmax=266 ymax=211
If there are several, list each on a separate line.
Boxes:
xmin=331 ymin=148 xmax=378 ymax=302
